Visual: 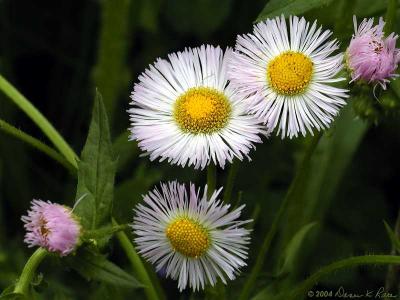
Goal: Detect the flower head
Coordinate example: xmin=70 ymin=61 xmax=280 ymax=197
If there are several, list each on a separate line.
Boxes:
xmin=129 ymin=45 xmax=265 ymax=169
xmin=228 ymin=15 xmax=348 ymax=138
xmin=22 ymin=200 xmax=81 ymax=256
xmin=132 ymin=181 xmax=251 ymax=291
xmin=347 ymin=16 xmax=400 ymax=89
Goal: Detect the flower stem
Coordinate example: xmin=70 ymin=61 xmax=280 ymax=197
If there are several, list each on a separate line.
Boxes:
xmin=287 ymin=255 xmax=400 ymax=300
xmin=0 ymin=73 xmax=162 ymax=299
xmin=223 ymin=160 xmax=239 ymax=203
xmin=384 ymin=208 xmax=400 ymax=295
xmin=0 ymin=74 xmax=79 ymax=169
xmin=239 ymin=132 xmax=323 ymax=300
xmin=14 ymin=248 xmax=48 ymax=296
xmin=0 ymin=118 xmax=75 ymax=173
xmin=207 ymin=163 xmax=217 ymax=198
xmin=112 ymin=219 xmax=162 ymax=300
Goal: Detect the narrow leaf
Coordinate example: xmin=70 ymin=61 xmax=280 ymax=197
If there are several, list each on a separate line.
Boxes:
xmin=384 ymin=220 xmax=400 ymax=252
xmin=278 ymin=222 xmax=318 ymax=276
xmin=256 ymin=0 xmax=334 ymax=22
xmin=286 ymin=255 xmax=400 ymax=300
xmin=64 ymin=248 xmax=142 ymax=289
xmin=74 ymin=91 xmax=117 ymax=230
xmin=0 ymin=286 xmax=25 ymax=300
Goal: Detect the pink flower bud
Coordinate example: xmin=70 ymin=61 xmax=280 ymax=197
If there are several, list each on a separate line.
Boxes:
xmin=347 ymin=16 xmax=400 ymax=89
xmin=22 ymin=200 xmax=81 ymax=256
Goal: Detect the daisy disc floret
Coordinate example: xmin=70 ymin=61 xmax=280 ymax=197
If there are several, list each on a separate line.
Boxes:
xmin=129 ymin=45 xmax=265 ymax=169
xmin=347 ymin=16 xmax=400 ymax=89
xmin=228 ymin=15 xmax=348 ymax=138
xmin=22 ymin=200 xmax=81 ymax=256
xmin=132 ymin=181 xmax=251 ymax=291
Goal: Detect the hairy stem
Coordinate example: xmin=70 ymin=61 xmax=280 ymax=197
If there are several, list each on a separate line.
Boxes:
xmin=239 ymin=132 xmax=323 ymax=300
xmin=14 ymin=248 xmax=48 ymax=295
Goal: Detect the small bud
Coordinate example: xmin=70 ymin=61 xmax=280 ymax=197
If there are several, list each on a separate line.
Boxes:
xmin=22 ymin=200 xmax=81 ymax=256
xmin=346 ymin=16 xmax=400 ymax=90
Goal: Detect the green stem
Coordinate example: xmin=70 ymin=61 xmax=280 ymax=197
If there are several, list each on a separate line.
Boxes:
xmin=385 ymin=0 xmax=397 ymax=34
xmin=384 ymin=210 xmax=400 ymax=295
xmin=287 ymin=255 xmax=400 ymax=300
xmin=0 ymin=119 xmax=75 ymax=173
xmin=0 ymin=74 xmax=78 ymax=168
xmin=239 ymin=132 xmax=323 ymax=300
xmin=14 ymin=248 xmax=48 ymax=295
xmin=207 ymin=163 xmax=216 ymax=198
xmin=93 ymin=0 xmax=133 ymax=121
xmin=112 ymin=219 xmax=161 ymax=300
xmin=223 ymin=160 xmax=239 ymax=203
xmin=0 ymin=73 xmax=162 ymax=299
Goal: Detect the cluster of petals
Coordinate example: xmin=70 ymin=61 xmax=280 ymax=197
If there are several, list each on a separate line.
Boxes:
xmin=228 ymin=15 xmax=348 ymax=138
xmin=129 ymin=45 xmax=266 ymax=169
xmin=347 ymin=16 xmax=400 ymax=89
xmin=22 ymin=200 xmax=81 ymax=256
xmin=132 ymin=181 xmax=251 ymax=291
xmin=18 ymin=12 xmax=400 ymax=295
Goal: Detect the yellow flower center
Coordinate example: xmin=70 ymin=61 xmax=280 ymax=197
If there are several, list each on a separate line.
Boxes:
xmin=166 ymin=218 xmax=210 ymax=258
xmin=173 ymin=87 xmax=231 ymax=134
xmin=267 ymin=51 xmax=313 ymax=95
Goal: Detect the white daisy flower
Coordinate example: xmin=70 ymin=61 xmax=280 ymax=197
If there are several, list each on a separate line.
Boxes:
xmin=132 ymin=181 xmax=251 ymax=291
xmin=129 ymin=45 xmax=265 ymax=169
xmin=228 ymin=15 xmax=349 ymax=138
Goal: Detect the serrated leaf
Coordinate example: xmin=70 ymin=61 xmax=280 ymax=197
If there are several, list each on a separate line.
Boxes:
xmin=256 ymin=0 xmax=334 ymax=21
xmin=74 ymin=91 xmax=117 ymax=230
xmin=384 ymin=220 xmax=400 ymax=252
xmin=278 ymin=222 xmax=318 ymax=276
xmin=64 ymin=248 xmax=142 ymax=289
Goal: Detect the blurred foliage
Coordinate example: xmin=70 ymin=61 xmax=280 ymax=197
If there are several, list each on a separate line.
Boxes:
xmin=0 ymin=0 xmax=400 ymax=299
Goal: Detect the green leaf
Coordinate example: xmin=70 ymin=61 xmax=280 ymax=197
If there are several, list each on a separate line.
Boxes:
xmin=280 ymin=104 xmax=368 ymax=252
xmin=84 ymin=224 xmax=128 ymax=249
xmin=285 ymin=255 xmax=400 ymax=300
xmin=74 ymin=91 xmax=117 ymax=230
xmin=114 ymin=163 xmax=162 ymax=223
xmin=256 ymin=0 xmax=334 ymax=21
xmin=277 ymin=222 xmax=318 ymax=276
xmin=384 ymin=220 xmax=400 ymax=252
xmin=251 ymin=282 xmax=286 ymax=300
xmin=113 ymin=131 xmax=139 ymax=171
xmin=0 ymin=286 xmax=25 ymax=300
xmin=64 ymin=248 xmax=142 ymax=289
xmin=92 ymin=0 xmax=132 ymax=120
